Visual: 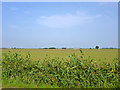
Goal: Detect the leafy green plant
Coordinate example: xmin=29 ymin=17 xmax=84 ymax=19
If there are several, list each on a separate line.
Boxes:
xmin=2 ymin=50 xmax=119 ymax=88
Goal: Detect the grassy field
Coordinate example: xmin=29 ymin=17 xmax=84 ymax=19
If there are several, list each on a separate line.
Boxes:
xmin=2 ymin=49 xmax=119 ymax=88
xmin=2 ymin=48 xmax=118 ymax=63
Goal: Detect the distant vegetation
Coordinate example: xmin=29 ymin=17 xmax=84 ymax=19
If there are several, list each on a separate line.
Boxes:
xmin=49 ymin=47 xmax=56 ymax=49
xmin=102 ymin=48 xmax=117 ymax=49
xmin=95 ymin=46 xmax=99 ymax=49
xmin=43 ymin=48 xmax=48 ymax=49
xmin=1 ymin=46 xmax=118 ymax=49
xmin=61 ymin=47 xmax=67 ymax=49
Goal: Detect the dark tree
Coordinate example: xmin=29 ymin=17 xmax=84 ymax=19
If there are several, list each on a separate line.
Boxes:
xmin=95 ymin=46 xmax=99 ymax=49
xmin=62 ymin=47 xmax=66 ymax=49
xmin=43 ymin=48 xmax=48 ymax=49
xmin=49 ymin=47 xmax=56 ymax=49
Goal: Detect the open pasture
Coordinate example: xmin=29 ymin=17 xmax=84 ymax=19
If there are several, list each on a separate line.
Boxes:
xmin=2 ymin=48 xmax=118 ymax=63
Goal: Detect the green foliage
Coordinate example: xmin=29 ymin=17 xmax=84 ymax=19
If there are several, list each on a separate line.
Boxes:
xmin=43 ymin=48 xmax=48 ymax=49
xmin=62 ymin=48 xmax=66 ymax=49
xmin=2 ymin=50 xmax=119 ymax=88
xmin=49 ymin=47 xmax=56 ymax=49
xmin=95 ymin=46 xmax=99 ymax=49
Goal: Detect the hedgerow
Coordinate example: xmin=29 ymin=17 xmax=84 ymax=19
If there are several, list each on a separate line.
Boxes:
xmin=2 ymin=50 xmax=120 ymax=88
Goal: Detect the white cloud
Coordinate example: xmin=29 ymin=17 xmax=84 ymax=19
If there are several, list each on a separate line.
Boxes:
xmin=37 ymin=11 xmax=102 ymax=28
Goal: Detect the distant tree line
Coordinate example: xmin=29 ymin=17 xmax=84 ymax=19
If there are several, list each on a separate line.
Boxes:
xmin=102 ymin=47 xmax=117 ymax=49
xmin=43 ymin=47 xmax=67 ymax=49
xmin=2 ymin=46 xmax=117 ymax=49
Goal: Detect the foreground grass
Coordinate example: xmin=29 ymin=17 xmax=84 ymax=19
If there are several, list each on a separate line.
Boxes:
xmin=3 ymin=79 xmax=59 ymax=88
xmin=2 ymin=49 xmax=119 ymax=88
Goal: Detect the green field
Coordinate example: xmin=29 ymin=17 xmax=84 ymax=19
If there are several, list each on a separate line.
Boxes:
xmin=2 ymin=49 xmax=119 ymax=88
xmin=2 ymin=49 xmax=118 ymax=63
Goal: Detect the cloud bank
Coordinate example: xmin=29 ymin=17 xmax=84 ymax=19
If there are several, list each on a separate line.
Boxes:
xmin=37 ymin=11 xmax=101 ymax=28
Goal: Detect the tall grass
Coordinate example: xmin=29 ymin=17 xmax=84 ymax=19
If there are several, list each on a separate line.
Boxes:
xmin=2 ymin=50 xmax=119 ymax=88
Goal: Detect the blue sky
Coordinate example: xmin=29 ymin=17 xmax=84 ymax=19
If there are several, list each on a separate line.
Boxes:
xmin=2 ymin=2 xmax=118 ymax=48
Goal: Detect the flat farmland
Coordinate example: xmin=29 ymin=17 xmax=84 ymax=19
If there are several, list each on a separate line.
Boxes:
xmin=2 ymin=49 xmax=118 ymax=63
